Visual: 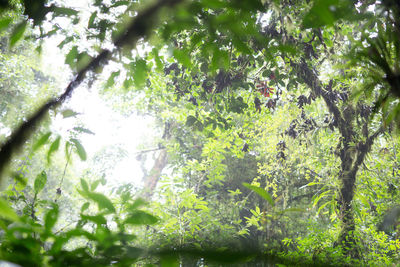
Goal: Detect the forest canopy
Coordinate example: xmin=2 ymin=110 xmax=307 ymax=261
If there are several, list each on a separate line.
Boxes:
xmin=0 ymin=0 xmax=400 ymax=266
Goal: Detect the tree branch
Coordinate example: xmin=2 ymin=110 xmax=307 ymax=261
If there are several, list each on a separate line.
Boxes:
xmin=135 ymin=147 xmax=165 ymax=155
xmin=0 ymin=0 xmax=182 ymax=181
xmin=352 ymin=126 xmax=385 ymax=175
xmin=291 ymin=59 xmax=351 ymax=139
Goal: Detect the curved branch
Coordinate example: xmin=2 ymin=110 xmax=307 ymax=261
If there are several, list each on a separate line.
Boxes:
xmin=291 ymin=59 xmax=351 ymax=138
xmin=352 ymin=126 xmax=385 ymax=175
xmin=0 ymin=0 xmax=182 ymax=180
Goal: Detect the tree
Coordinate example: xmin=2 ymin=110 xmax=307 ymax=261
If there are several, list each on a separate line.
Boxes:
xmin=0 ymin=0 xmax=400 ymax=266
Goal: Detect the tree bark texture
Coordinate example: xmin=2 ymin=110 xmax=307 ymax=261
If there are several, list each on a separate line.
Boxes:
xmin=291 ymin=57 xmax=383 ymax=255
xmin=141 ymin=121 xmax=174 ymax=199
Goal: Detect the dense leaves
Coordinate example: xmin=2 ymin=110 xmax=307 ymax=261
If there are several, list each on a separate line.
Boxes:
xmin=0 ymin=0 xmax=400 ymax=266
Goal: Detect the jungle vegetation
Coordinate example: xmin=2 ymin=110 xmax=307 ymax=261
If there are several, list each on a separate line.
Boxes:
xmin=0 ymin=0 xmax=400 ymax=266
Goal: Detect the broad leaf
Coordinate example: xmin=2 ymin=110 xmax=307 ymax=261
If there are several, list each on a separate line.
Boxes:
xmin=104 ymin=70 xmax=120 ymax=89
xmin=80 ymin=178 xmax=89 ymax=192
xmin=0 ymin=198 xmax=19 ymax=221
xmin=81 ymin=202 xmax=90 ymax=212
xmin=173 ymin=49 xmax=191 ymax=68
xmin=90 ymin=179 xmax=101 ymax=191
xmin=110 ymin=1 xmax=130 ymax=8
xmin=81 ymin=214 xmax=107 ymax=225
xmin=10 ymin=21 xmax=27 ymax=48
xmin=129 ymin=198 xmax=148 ymax=210
xmin=88 ymin=11 xmax=97 ymax=28
xmin=132 ymin=59 xmax=148 ymax=88
xmin=44 ymin=204 xmax=59 ymax=231
xmin=71 ymin=138 xmax=87 ymax=161
xmin=73 ymin=127 xmax=95 ymax=135
xmin=47 ymin=136 xmax=61 ymax=163
xmin=0 ymin=18 xmax=12 ymax=32
xmin=125 ymin=210 xmax=158 ymax=225
xmin=243 ymin=183 xmax=274 ymax=207
xmin=12 ymin=173 xmax=27 ymax=190
xmin=62 ymin=109 xmax=79 ymax=118
xmin=53 ymin=7 xmax=78 ymax=17
xmin=33 ymin=132 xmax=51 ymax=151
xmin=86 ymin=192 xmax=115 ymax=213
xmin=65 ymin=46 xmax=78 ymax=69
xmin=34 ymin=171 xmax=47 ymax=194
xmin=186 ymin=115 xmax=197 ymax=127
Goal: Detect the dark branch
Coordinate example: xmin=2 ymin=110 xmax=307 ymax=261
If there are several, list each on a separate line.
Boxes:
xmin=352 ymin=126 xmax=385 ymax=175
xmin=0 ymin=0 xmax=182 ymax=180
xmin=291 ymin=59 xmax=352 ymax=139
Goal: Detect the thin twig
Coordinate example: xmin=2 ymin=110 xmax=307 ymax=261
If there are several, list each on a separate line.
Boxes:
xmin=59 ymin=145 xmax=73 ymax=188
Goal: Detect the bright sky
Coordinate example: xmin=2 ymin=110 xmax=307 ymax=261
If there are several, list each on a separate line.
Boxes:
xmin=69 ymin=88 xmax=155 ymax=186
xmin=42 ymin=41 xmax=155 ymax=188
xmin=36 ymin=0 xmax=160 ymax=189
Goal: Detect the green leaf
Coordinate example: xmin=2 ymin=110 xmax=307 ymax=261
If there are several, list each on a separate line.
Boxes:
xmin=0 ymin=198 xmax=19 ymax=222
xmin=186 ymin=115 xmax=197 ymax=127
xmin=81 ymin=202 xmax=90 ymax=212
xmin=195 ymin=121 xmax=204 ymax=131
xmin=173 ymin=49 xmax=191 ymax=68
xmin=276 ymin=44 xmax=297 ymax=55
xmin=65 ymin=141 xmax=71 ymax=161
xmin=80 ymin=178 xmax=89 ymax=192
xmin=81 ymin=214 xmax=107 ymax=225
xmin=12 ymin=173 xmax=27 ymax=190
xmin=58 ymin=36 xmax=74 ymax=49
xmin=123 ymin=78 xmax=133 ymax=89
xmin=65 ymin=46 xmax=78 ymax=69
xmin=91 ymin=180 xmax=101 ymax=191
xmin=125 ymin=210 xmax=158 ymax=225
xmin=44 ymin=204 xmax=59 ymax=231
xmin=152 ymin=48 xmax=164 ymax=72
xmin=34 ymin=171 xmax=47 ymax=194
xmin=232 ymin=37 xmax=252 ymax=54
xmin=110 ymin=1 xmax=130 ymax=8
xmin=302 ymin=0 xmax=336 ymax=28
xmin=33 ymin=132 xmax=51 ymax=151
xmin=47 ymin=136 xmax=61 ymax=163
xmin=70 ymin=138 xmax=87 ymax=161
xmin=302 ymin=0 xmax=355 ymax=29
xmin=65 ymin=228 xmax=96 ymax=241
xmin=211 ymin=49 xmax=230 ymax=71
xmin=88 ymin=11 xmax=97 ymax=28
xmin=317 ymin=201 xmax=330 ymax=215
xmin=86 ymin=192 xmax=115 ymax=213
xmin=243 ymin=183 xmax=274 ymax=207
xmin=104 ymin=70 xmax=120 ymax=89
xmin=73 ymin=127 xmax=95 ymax=135
xmin=76 ymin=51 xmax=92 ymax=71
xmin=0 ymin=18 xmax=12 ymax=32
xmin=62 ymin=109 xmax=79 ymax=118
xmin=132 ymin=59 xmax=148 ymax=88
xmin=312 ymin=190 xmax=330 ymax=207
xmin=10 ymin=21 xmax=27 ymax=48
xmin=201 ymin=0 xmax=226 ymax=8
xmin=53 ymin=7 xmax=78 ymax=17
xmin=128 ymin=198 xmax=148 ymax=211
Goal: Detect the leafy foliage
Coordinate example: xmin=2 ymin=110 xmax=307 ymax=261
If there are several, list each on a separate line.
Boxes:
xmin=0 ymin=0 xmax=400 ymax=266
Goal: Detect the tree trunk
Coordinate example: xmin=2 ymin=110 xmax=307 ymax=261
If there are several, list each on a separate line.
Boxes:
xmin=142 ymin=149 xmax=168 ymax=199
xmin=337 ymin=162 xmax=357 ymax=256
xmin=141 ymin=121 xmax=174 ymax=199
xmin=290 ymin=59 xmax=383 ymax=256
